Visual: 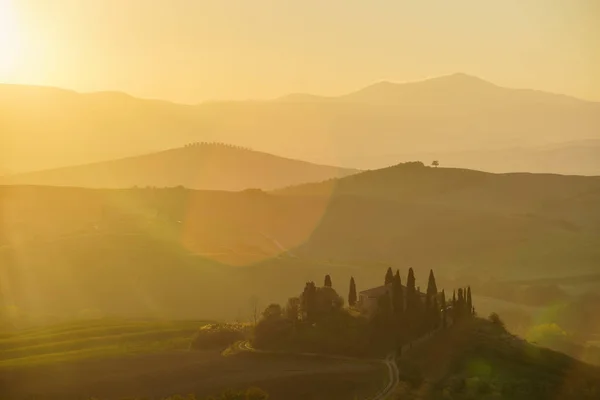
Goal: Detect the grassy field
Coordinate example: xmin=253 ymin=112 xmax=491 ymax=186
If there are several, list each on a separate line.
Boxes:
xmin=0 ymin=319 xmax=208 ymax=368
xmin=0 ymin=319 xmax=387 ymax=400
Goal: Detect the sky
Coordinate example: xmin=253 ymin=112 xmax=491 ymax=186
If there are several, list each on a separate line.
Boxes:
xmin=1 ymin=0 xmax=599 ymax=103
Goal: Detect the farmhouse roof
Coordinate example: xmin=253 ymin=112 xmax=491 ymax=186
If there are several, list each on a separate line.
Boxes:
xmin=359 ymin=284 xmax=392 ymax=297
xmin=359 ymin=284 xmax=431 ymax=298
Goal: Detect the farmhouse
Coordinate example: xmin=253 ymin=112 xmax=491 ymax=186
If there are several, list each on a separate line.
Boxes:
xmin=358 ymin=284 xmax=433 ymax=318
xmin=358 ymin=284 xmax=394 ymax=317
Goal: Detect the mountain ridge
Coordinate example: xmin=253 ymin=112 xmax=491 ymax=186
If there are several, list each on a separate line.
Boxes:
xmin=2 ymin=74 xmax=599 ymax=173
xmin=276 ymin=73 xmax=592 ymax=106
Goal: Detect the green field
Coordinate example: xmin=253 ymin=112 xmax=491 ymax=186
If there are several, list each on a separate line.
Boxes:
xmin=1 ymin=319 xmax=386 ymax=400
xmin=0 ymin=319 xmax=208 ymax=368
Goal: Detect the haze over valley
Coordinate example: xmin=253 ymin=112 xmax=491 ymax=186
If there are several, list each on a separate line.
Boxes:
xmin=1 ymin=1 xmax=599 ymax=399
xmin=2 ymin=73 xmax=600 ymax=176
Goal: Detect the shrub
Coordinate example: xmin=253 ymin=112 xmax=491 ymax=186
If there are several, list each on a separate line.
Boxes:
xmin=253 ymin=317 xmax=292 ymax=348
xmin=488 ymin=313 xmax=506 ymax=331
xmin=189 ymin=323 xmax=248 ymax=350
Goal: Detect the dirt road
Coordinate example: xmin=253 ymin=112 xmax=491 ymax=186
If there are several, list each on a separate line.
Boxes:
xmin=236 ymin=341 xmax=398 ymax=400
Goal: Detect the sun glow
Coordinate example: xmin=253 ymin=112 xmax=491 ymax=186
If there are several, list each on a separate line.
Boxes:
xmin=0 ymin=0 xmax=22 ymax=78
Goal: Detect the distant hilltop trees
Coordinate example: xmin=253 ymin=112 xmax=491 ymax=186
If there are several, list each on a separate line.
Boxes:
xmin=183 ymin=142 xmax=253 ymax=151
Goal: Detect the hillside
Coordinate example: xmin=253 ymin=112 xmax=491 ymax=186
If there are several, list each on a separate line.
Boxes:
xmin=276 ymin=161 xmax=600 ymax=218
xmin=1 ymin=163 xmax=599 ymax=321
xmin=395 ymin=317 xmax=600 ymax=399
xmin=0 ymin=143 xmax=358 ymax=191
xmin=342 ymin=139 xmax=600 ymax=174
xmin=2 ymin=74 xmax=600 ymax=174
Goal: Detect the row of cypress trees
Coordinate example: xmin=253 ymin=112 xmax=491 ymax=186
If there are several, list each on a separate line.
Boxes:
xmin=346 ymin=267 xmax=474 ymax=339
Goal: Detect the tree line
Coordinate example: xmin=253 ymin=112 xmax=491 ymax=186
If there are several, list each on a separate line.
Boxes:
xmin=183 ymin=142 xmax=252 ymax=151
xmin=365 ymin=267 xmax=474 ymax=344
xmin=253 ymin=268 xmax=475 ymax=354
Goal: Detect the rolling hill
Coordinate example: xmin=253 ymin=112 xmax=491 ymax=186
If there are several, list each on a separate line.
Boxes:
xmin=395 ymin=317 xmax=600 ymax=400
xmin=1 ymin=163 xmax=599 ymax=321
xmin=2 ymin=74 xmax=600 ymax=174
xmin=0 ymin=143 xmax=358 ymax=191
xmin=345 ymin=139 xmax=600 ymax=174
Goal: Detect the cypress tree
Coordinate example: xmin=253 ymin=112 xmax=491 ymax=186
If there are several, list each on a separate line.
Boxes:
xmin=406 ymin=268 xmax=416 ymax=309
xmin=384 ymin=267 xmax=394 ymax=285
xmin=452 ymin=290 xmax=457 ymax=320
xmin=457 ymin=288 xmax=465 ymax=320
xmin=392 ymin=270 xmax=403 ymax=316
xmin=405 ymin=268 xmax=417 ymax=331
xmin=324 ymin=274 xmax=332 ymax=288
xmin=348 ymin=277 xmax=357 ymax=307
xmin=467 ymin=286 xmax=473 ymax=316
xmin=441 ymin=289 xmax=447 ymax=328
xmin=432 ymin=296 xmax=440 ymax=329
xmin=426 ymin=270 xmax=439 ymax=331
xmin=426 ymin=269 xmax=438 ymax=297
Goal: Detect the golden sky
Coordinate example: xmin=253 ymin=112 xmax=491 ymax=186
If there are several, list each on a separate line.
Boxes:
xmin=1 ymin=0 xmax=599 ymax=103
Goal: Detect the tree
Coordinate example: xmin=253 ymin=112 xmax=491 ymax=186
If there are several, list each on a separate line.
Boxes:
xmin=441 ymin=289 xmax=447 ymax=328
xmin=302 ymin=282 xmax=343 ymax=322
xmin=315 ymin=286 xmax=344 ymax=316
xmin=385 ymin=267 xmax=394 ymax=285
xmin=457 ymin=288 xmax=465 ymax=320
xmin=392 ymin=270 xmax=403 ymax=316
xmin=285 ymin=297 xmax=300 ymax=324
xmin=405 ymin=268 xmax=419 ymax=332
xmin=324 ymin=274 xmax=332 ymax=288
xmin=348 ymin=277 xmax=357 ymax=307
xmin=432 ymin=160 xmax=440 ymax=168
xmin=249 ymin=295 xmax=260 ymax=326
xmin=432 ymin=297 xmax=440 ymax=329
xmin=301 ymin=282 xmax=317 ymax=322
xmin=262 ymin=304 xmax=283 ymax=321
xmin=426 ymin=270 xmax=438 ymax=298
xmin=489 ymin=312 xmax=506 ymax=331
xmin=406 ymin=268 xmax=416 ymax=309
xmin=452 ymin=290 xmax=456 ymax=320
xmin=467 ymin=286 xmax=473 ymax=316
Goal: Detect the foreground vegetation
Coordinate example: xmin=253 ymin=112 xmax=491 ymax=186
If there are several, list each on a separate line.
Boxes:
xmin=393 ymin=316 xmax=600 ymax=400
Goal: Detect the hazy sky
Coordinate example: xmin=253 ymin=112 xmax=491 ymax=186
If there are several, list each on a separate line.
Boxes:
xmin=1 ymin=0 xmax=599 ymax=103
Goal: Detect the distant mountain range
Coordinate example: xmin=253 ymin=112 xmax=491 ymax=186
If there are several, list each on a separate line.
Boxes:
xmin=278 ymin=73 xmax=587 ymax=106
xmin=0 ymin=143 xmax=358 ymax=191
xmin=2 ymin=73 xmax=599 ymax=175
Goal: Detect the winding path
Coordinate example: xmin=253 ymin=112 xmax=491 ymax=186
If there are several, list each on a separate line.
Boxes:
xmin=234 ymin=341 xmax=399 ymax=400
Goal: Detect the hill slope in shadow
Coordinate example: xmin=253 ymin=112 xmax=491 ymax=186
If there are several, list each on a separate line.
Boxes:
xmin=1 ymin=143 xmax=358 ymax=191
xmin=396 ymin=317 xmax=600 ymax=400
xmin=1 ymin=163 xmax=599 ymax=320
